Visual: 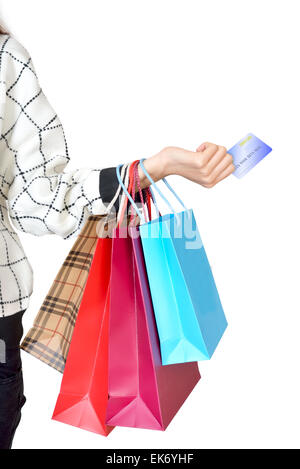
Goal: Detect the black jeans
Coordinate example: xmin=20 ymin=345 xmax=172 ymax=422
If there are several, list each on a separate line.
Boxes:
xmin=0 ymin=310 xmax=26 ymax=450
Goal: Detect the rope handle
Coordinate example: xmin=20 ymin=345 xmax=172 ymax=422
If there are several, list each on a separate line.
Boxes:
xmin=116 ymin=164 xmax=146 ymax=223
xmin=134 ymin=162 xmax=159 ymax=220
xmin=118 ymin=161 xmax=138 ymax=226
xmin=134 ymin=163 xmax=148 ymax=222
xmin=116 ymin=163 xmax=130 ymax=224
xmin=116 ymin=159 xmax=188 ymax=224
xmin=139 ymin=158 xmax=187 ymax=213
xmin=117 ymin=161 xmax=152 ymax=226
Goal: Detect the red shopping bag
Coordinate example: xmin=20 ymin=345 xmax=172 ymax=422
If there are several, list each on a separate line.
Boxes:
xmin=52 ymin=237 xmax=114 ymax=436
xmin=106 ymin=226 xmax=200 ymax=431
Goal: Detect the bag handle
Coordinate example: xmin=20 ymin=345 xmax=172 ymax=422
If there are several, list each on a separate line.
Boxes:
xmin=118 ymin=161 xmax=153 ymax=226
xmin=139 ymin=158 xmax=187 ymax=213
xmin=116 ymin=164 xmax=147 ymax=223
xmin=116 ymin=160 xmax=187 ymax=224
xmin=133 ymin=162 xmax=159 ymax=222
xmin=136 ymin=166 xmax=160 ymax=220
xmin=116 ymin=163 xmax=131 ymax=223
xmin=118 ymin=160 xmax=139 ymax=226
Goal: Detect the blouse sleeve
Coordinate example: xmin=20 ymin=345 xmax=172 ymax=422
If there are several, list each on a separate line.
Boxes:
xmin=1 ymin=36 xmax=120 ymax=239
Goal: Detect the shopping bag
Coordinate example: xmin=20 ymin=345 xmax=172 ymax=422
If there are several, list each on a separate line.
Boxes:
xmin=106 ymin=226 xmax=200 ymax=430
xmin=21 ymin=215 xmax=106 ymax=372
xmin=52 ymin=237 xmax=114 ymax=436
xmin=116 ymin=161 xmax=228 ymax=365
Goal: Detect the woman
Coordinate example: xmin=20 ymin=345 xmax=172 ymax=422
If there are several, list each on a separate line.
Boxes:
xmin=0 ymin=25 xmax=234 ymax=449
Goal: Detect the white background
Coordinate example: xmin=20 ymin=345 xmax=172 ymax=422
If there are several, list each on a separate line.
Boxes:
xmin=0 ymin=0 xmax=299 ymax=450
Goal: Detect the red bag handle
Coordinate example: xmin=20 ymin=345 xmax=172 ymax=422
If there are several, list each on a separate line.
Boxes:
xmin=118 ymin=160 xmax=139 ymax=227
xmin=118 ymin=161 xmax=155 ymax=227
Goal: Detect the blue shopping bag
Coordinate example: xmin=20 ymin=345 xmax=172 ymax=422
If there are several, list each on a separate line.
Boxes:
xmin=116 ymin=160 xmax=227 ymax=365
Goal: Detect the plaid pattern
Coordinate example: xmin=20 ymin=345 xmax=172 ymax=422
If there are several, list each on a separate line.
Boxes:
xmin=21 ymin=215 xmax=112 ymax=372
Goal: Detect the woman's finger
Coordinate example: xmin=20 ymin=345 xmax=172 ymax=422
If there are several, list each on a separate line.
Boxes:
xmin=205 ymin=146 xmax=228 ymax=173
xmin=209 ymin=153 xmax=233 ymax=179
xmin=201 ymin=159 xmax=234 ymax=187
xmin=196 ymin=143 xmax=206 ymax=152
xmin=199 ymin=143 xmax=219 ymax=166
xmin=214 ymin=162 xmax=235 ymax=183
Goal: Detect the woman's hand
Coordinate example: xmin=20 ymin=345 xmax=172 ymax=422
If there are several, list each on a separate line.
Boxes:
xmin=139 ymin=143 xmax=235 ymax=189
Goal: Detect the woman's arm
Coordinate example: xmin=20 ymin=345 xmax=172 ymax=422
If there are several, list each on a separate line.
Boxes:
xmin=2 ymin=36 xmax=233 ymax=240
xmin=1 ymin=36 xmax=114 ymax=239
xmin=139 ymin=144 xmax=234 ymax=189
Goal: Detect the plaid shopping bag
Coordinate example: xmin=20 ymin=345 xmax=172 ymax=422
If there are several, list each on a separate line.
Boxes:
xmin=21 ymin=215 xmax=114 ymax=372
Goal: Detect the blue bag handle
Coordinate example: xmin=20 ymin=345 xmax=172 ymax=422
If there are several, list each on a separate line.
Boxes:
xmin=116 ymin=160 xmax=189 ymax=224
xmin=139 ymin=158 xmax=188 ymax=212
xmin=116 ymin=164 xmax=162 ymax=223
xmin=147 ymin=186 xmax=160 ymax=219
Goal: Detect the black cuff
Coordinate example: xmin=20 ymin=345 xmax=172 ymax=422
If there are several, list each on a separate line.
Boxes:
xmin=99 ymin=167 xmax=121 ymax=211
xmin=99 ymin=166 xmax=145 ymax=213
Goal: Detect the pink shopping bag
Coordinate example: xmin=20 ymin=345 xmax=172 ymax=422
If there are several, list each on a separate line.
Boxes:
xmin=106 ymin=226 xmax=200 ymax=431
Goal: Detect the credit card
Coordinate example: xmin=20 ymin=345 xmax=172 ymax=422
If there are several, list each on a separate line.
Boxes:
xmin=228 ymin=133 xmax=272 ymax=179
